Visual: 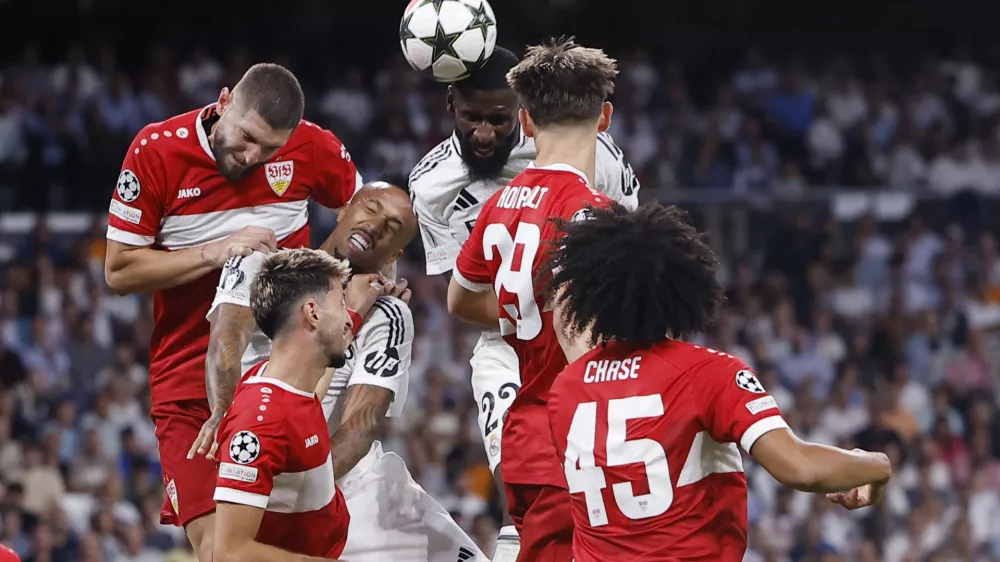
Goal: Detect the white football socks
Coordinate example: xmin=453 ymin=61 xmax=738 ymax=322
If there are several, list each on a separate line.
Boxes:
xmin=492 ymin=525 xmax=520 ymax=562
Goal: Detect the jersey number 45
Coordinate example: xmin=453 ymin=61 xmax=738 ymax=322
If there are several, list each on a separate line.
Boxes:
xmin=483 ymin=222 xmax=542 ymax=341
xmin=565 ymin=394 xmax=674 ymax=527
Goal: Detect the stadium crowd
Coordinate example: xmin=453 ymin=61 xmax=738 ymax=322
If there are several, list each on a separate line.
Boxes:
xmin=0 ymin=40 xmax=999 ymax=562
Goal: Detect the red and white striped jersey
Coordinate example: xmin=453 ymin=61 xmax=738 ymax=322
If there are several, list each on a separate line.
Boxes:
xmin=548 ymin=341 xmax=789 ymax=561
xmin=106 ymin=106 xmax=362 ymax=405
xmin=214 ymin=361 xmax=349 ymax=558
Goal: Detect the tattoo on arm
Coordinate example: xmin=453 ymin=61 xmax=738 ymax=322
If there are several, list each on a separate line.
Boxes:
xmin=329 ymin=384 xmax=393 ymax=480
xmin=206 ymin=304 xmax=257 ymax=415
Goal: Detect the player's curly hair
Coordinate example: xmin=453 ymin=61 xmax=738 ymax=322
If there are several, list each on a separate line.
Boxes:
xmin=250 ymin=248 xmax=351 ymax=339
xmin=506 ymin=36 xmax=617 ymax=127
xmin=545 ymin=203 xmax=724 ymax=347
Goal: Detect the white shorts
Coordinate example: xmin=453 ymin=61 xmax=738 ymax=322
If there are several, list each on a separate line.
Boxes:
xmin=469 ymin=334 xmax=520 ymax=473
xmin=339 ymin=442 xmax=488 ymax=562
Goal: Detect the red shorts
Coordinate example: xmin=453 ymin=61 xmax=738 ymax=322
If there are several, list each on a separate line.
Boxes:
xmin=505 ymin=483 xmax=574 ymax=562
xmin=152 ymin=399 xmax=217 ymax=527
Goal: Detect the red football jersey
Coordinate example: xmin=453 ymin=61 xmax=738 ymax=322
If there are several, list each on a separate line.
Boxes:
xmin=548 ymin=341 xmax=790 ymax=561
xmin=214 ymin=361 xmax=350 ymax=558
xmin=106 ymin=106 xmax=362 ymax=405
xmin=454 ymin=163 xmax=610 ymax=486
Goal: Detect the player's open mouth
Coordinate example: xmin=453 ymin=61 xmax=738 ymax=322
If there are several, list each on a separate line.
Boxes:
xmin=349 ymin=231 xmax=373 ymax=252
xmin=473 ymin=147 xmax=495 ymax=157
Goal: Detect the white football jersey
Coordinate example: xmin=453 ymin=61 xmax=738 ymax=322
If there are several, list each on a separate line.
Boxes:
xmin=409 ymin=130 xmax=640 ymax=276
xmin=208 ymin=253 xmax=413 ymax=433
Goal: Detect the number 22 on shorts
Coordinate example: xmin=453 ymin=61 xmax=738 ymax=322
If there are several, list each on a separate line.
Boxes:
xmin=483 ymin=222 xmax=542 ymax=341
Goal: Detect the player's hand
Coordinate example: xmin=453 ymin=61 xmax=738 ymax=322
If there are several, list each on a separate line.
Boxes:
xmin=825 ymin=482 xmax=886 ymax=510
xmin=202 ymin=226 xmax=278 ymax=267
xmin=346 ymin=274 xmax=391 ymax=318
xmin=187 ymin=411 xmax=225 ymax=461
xmin=389 ymin=277 xmax=411 ymax=304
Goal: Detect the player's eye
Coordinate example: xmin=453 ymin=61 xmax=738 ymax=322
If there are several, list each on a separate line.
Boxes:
xmin=488 ymin=115 xmax=508 ymax=126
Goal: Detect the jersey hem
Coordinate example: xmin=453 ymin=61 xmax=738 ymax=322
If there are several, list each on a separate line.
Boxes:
xmin=740 ymin=415 xmax=789 ymax=454
xmin=453 ymin=268 xmax=491 ymax=293
xmin=106 ymin=225 xmax=155 ymax=247
xmin=214 ymin=487 xmax=269 ymax=509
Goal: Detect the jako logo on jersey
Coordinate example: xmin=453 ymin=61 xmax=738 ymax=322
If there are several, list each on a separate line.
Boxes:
xmin=265 ymin=161 xmax=294 ymax=196
xmin=305 ymin=435 xmax=319 ymax=448
xmin=178 ymin=187 xmax=201 ymax=199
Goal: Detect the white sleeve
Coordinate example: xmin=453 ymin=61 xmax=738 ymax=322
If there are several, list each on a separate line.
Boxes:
xmin=409 ymin=177 xmax=462 ymax=276
xmin=346 ymin=296 xmax=413 ymax=417
xmin=206 ymin=252 xmax=266 ymax=318
xmin=594 ymin=132 xmax=640 ymax=210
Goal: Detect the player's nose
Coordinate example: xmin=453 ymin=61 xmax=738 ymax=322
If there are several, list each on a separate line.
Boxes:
xmin=473 ymin=125 xmax=496 ymax=146
xmin=243 ymin=145 xmax=262 ymax=165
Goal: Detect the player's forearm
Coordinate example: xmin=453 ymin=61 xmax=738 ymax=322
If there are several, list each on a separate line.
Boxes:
xmin=330 ymin=385 xmax=392 ymax=479
xmin=757 ymin=434 xmax=892 ymax=493
xmin=217 ymin=540 xmax=340 ymax=562
xmin=206 ymin=305 xmax=256 ymax=415
xmin=105 ymin=244 xmax=217 ymax=294
xmin=446 ymin=281 xmax=498 ymax=328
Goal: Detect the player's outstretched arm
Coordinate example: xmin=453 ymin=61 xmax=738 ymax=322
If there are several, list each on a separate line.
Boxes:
xmin=215 ymin=503 xmax=342 ymax=562
xmin=447 ymin=275 xmax=499 ymax=328
xmin=104 ymin=226 xmax=278 ymax=295
xmin=750 ymin=428 xmax=892 ymax=505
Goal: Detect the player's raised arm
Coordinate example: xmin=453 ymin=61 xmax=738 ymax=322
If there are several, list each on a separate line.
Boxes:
xmin=447 ymin=214 xmax=499 ymax=327
xmin=326 ymin=297 xmax=413 ymax=479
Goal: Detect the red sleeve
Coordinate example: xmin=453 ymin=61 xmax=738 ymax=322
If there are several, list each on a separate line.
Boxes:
xmin=213 ymin=402 xmax=289 ymax=509
xmin=453 ymin=207 xmax=493 ymax=293
xmin=106 ymin=129 xmax=168 ymax=247
xmin=310 ymin=124 xmax=363 ymax=209
xmin=691 ymin=352 xmax=789 ymax=454
xmin=558 ymin=185 xmax=613 ymax=220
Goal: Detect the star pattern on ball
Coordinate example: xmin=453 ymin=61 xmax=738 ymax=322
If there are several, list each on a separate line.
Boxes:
xmin=421 ymin=19 xmax=463 ymax=64
xmin=465 ymin=1 xmax=492 ymax=42
xmin=399 ymin=12 xmax=418 ymax=42
xmin=428 ymin=0 xmax=446 ymax=11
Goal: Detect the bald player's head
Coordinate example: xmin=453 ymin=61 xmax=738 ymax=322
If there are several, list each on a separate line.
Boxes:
xmin=323 ymin=180 xmax=418 ymax=274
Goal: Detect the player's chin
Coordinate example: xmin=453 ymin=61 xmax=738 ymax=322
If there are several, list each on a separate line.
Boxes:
xmin=328 ymin=352 xmax=347 ymax=369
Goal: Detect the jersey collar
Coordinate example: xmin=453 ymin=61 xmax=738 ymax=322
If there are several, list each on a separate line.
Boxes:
xmin=195 ymin=104 xmax=217 ymax=161
xmin=526 ymin=162 xmax=590 ymax=185
xmin=246 ymin=362 xmax=316 ymax=398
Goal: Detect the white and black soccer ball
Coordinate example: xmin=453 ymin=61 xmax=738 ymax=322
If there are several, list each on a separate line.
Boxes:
xmin=229 ymin=430 xmax=261 ymax=465
xmin=117 ymin=170 xmax=141 ymax=203
xmin=400 ymin=0 xmax=497 ymax=82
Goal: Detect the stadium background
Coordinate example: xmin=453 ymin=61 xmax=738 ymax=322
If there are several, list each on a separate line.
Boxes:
xmin=2 ymin=0 xmax=1000 ymax=560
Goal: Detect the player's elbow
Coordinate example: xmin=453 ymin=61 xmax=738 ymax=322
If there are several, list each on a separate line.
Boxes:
xmin=104 ymin=264 xmax=132 ymax=295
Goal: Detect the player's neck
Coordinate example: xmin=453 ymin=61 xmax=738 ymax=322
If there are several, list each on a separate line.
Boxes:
xmin=266 ymin=337 xmax=327 ymax=395
xmin=557 ymin=324 xmax=598 ymax=364
xmin=532 ymin=126 xmax=597 ymax=185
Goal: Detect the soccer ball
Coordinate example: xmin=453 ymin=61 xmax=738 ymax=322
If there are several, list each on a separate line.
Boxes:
xmin=400 ymin=0 xmax=497 ymax=83
xmin=229 ymin=430 xmax=261 ymax=464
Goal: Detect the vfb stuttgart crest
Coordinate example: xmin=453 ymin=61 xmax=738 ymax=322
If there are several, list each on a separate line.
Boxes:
xmin=265 ymin=161 xmax=294 ymax=196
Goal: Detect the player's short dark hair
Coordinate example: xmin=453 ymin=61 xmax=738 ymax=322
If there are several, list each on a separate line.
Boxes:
xmin=506 ymin=37 xmax=617 ymax=127
xmin=250 ymin=249 xmax=351 ymax=339
xmin=546 ymin=203 xmax=724 ymax=347
xmin=231 ymin=63 xmax=305 ymax=131
xmin=454 ymin=47 xmax=520 ymax=97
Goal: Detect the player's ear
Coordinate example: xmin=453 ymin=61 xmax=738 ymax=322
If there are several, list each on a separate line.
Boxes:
xmin=446 ymin=86 xmax=456 ymax=114
xmin=519 ymin=109 xmax=534 ymax=138
xmin=302 ymin=298 xmax=321 ymax=330
xmin=597 ymin=102 xmax=613 ymax=133
xmin=217 ymin=87 xmax=232 ymax=115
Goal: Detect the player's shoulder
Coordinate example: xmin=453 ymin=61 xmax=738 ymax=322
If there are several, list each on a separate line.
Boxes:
xmin=128 ymin=108 xmax=203 ymax=161
xmin=595 ymin=131 xmax=626 ymax=160
xmin=409 ymin=136 xmax=461 ymax=191
xmin=362 ymin=296 xmax=414 ymax=345
xmin=285 ymin=120 xmax=352 ymax=158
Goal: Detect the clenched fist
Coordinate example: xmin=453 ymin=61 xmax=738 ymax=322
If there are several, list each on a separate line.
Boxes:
xmin=201 ymin=226 xmax=278 ymax=267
